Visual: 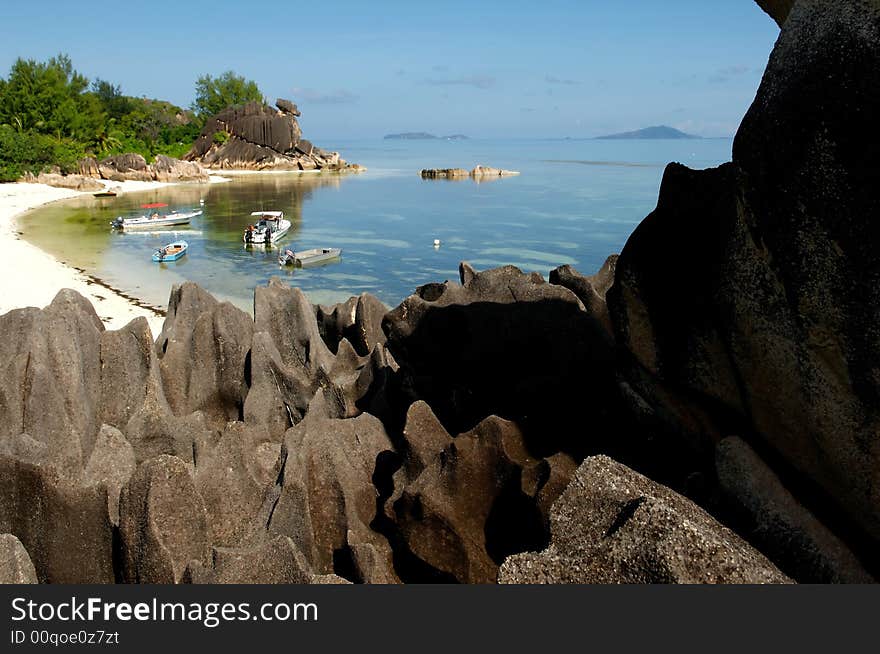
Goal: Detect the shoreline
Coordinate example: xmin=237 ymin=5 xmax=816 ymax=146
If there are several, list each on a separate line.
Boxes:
xmin=0 ymin=179 xmax=214 ymax=337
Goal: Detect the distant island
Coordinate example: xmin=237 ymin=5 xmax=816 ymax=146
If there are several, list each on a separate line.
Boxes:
xmin=384 ymin=133 xmax=469 ymax=141
xmin=594 ymin=125 xmax=701 ymax=140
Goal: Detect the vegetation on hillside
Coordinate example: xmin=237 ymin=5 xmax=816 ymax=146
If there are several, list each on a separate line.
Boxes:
xmin=0 ymin=55 xmax=262 ymax=182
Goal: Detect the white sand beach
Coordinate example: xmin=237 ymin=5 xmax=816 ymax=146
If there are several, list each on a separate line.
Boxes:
xmin=0 ymin=180 xmax=181 ymax=336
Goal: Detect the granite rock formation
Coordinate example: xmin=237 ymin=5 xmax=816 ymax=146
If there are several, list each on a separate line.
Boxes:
xmin=185 ymin=99 xmax=361 ymax=172
xmin=0 ymin=534 xmax=38 ymax=584
xmin=74 ymin=153 xmax=209 ymax=183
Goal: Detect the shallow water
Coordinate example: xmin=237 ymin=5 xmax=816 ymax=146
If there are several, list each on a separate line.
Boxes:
xmin=18 ymin=138 xmax=733 ymax=312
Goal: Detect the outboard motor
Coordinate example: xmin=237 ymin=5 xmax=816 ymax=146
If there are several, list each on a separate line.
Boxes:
xmin=111 ymin=216 xmax=124 ymax=229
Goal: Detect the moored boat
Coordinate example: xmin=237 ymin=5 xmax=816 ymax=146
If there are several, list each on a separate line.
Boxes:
xmin=278 ymin=247 xmax=342 ymax=267
xmin=243 ymin=211 xmax=290 ymax=245
xmin=152 ymin=240 xmax=189 ymax=262
xmin=112 ymin=203 xmax=203 ymax=230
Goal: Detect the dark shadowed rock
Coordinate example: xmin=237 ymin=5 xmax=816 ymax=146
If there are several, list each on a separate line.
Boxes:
xmin=276 ymin=98 xmax=301 ymax=116
xmin=156 ymin=283 xmax=253 ymax=430
xmin=267 ymin=392 xmax=399 ymax=583
xmin=609 ymin=0 xmax=880 ymax=551
xmin=499 ymin=456 xmax=792 ymax=584
xmin=0 ymin=534 xmax=38 ymax=583
xmin=549 ymin=256 xmax=617 ymax=339
xmin=716 ymin=436 xmax=874 ymax=583
xmin=756 ymin=0 xmax=795 ymax=26
xmin=316 ymin=293 xmax=388 ymax=356
xmin=119 ymin=455 xmax=210 ymax=584
xmin=384 ymin=263 xmax=618 ymax=457
xmin=387 ymin=402 xmax=575 ymax=583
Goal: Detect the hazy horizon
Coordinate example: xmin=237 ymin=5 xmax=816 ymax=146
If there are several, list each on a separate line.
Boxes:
xmin=0 ymin=1 xmax=779 ymax=140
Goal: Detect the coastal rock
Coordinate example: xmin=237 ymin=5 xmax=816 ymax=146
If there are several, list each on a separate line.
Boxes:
xmin=98 ymin=153 xmax=152 ymax=182
xmin=383 ymin=263 xmax=618 ymax=457
xmin=470 ymin=165 xmax=520 ymax=178
xmin=119 ymin=455 xmax=210 ymax=584
xmin=151 ymin=154 xmax=209 ymax=182
xmin=498 ymin=456 xmax=792 ymax=584
xmin=420 ymin=168 xmax=469 ymax=179
xmin=184 ymin=536 xmax=312 ymax=584
xmin=0 ymin=289 xmax=104 ymax=472
xmin=155 ymin=283 xmax=253 ymax=430
xmin=549 ymin=257 xmax=617 ymax=340
xmin=77 ymin=157 xmax=100 ymax=178
xmin=715 ymin=437 xmax=874 ymax=583
xmin=185 ymin=100 xmax=359 ymax=172
xmin=608 ymin=0 xmax=880 ymax=553
xmin=0 ymin=534 xmax=38 ymax=583
xmin=316 ymin=293 xmax=389 ymax=356
xmin=267 ymin=394 xmax=400 ymax=583
xmin=0 ymin=456 xmax=115 ymax=583
xmin=387 ymin=403 xmax=575 ymax=583
xmin=82 ymin=424 xmax=136 ymax=525
xmin=20 ymin=171 xmax=105 ymax=191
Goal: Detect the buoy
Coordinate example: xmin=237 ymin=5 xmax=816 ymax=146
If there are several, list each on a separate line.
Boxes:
xmin=433 ymin=239 xmax=441 ymax=247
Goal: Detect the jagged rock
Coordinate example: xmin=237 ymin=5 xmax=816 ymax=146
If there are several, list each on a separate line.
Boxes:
xmin=716 ymin=437 xmax=873 ymax=583
xmin=296 ymin=139 xmax=314 ymax=156
xmin=384 ymin=263 xmax=618 ymax=457
xmin=82 ymin=424 xmax=136 ymax=525
xmin=549 ymin=256 xmax=618 ymax=340
xmin=77 ymin=156 xmax=100 ymax=178
xmin=151 ymin=154 xmax=208 ymax=182
xmin=0 ymin=456 xmax=114 ymax=583
xmin=0 ymin=534 xmax=38 ymax=584
xmin=276 ymin=98 xmax=301 ymax=116
xmin=609 ymin=0 xmax=880 ymax=549
xmin=386 ymin=402 xmax=575 ymax=583
xmin=194 ymin=422 xmax=281 ymax=548
xmin=184 ymin=536 xmax=312 ymax=584
xmin=316 ymin=293 xmax=388 ymax=356
xmin=119 ymin=455 xmax=210 ymax=584
xmin=420 ymin=168 xmax=469 ymax=179
xmin=156 ymin=283 xmax=253 ymax=430
xmin=99 ymin=153 xmax=152 ymax=182
xmin=499 ymin=456 xmax=792 ymax=584
xmin=267 ymin=392 xmax=399 ymax=583
xmin=20 ymin=171 xmax=105 ymax=191
xmin=756 ymin=0 xmax=795 ymax=26
xmin=0 ymin=290 xmax=104 ymax=471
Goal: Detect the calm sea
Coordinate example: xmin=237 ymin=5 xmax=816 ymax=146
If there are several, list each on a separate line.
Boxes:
xmin=18 ymin=138 xmax=732 ymax=311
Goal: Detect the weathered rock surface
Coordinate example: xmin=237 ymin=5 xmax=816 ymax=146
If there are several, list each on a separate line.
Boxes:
xmin=119 ymin=455 xmax=210 ymax=584
xmin=19 ymin=171 xmax=105 ymax=191
xmin=94 ymin=154 xmax=208 ymax=183
xmin=0 ymin=533 xmax=38 ymax=584
xmin=386 ymin=402 xmax=575 ymax=583
xmin=499 ymin=456 xmax=792 ymax=584
xmin=184 ymin=536 xmax=312 ymax=584
xmin=756 ymin=0 xmax=795 ymax=26
xmin=608 ymin=0 xmax=880 ymax=552
xmin=384 ymin=262 xmax=618 ymax=457
xmin=186 ymin=99 xmax=360 ymax=172
xmin=420 ymin=168 xmax=469 ymax=179
xmin=716 ymin=436 xmax=874 ymax=583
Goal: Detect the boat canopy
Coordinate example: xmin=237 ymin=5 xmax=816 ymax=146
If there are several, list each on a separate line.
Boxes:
xmin=251 ymin=211 xmax=283 ymax=217
xmin=141 ymin=203 xmax=169 ymax=209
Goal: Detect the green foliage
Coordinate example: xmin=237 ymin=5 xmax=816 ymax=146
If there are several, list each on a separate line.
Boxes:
xmin=0 ymin=55 xmax=261 ymax=178
xmin=212 ymin=130 xmax=230 ymax=145
xmin=192 ymin=71 xmax=263 ymax=118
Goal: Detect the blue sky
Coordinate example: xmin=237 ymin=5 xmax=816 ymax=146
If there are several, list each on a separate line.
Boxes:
xmin=0 ymin=0 xmax=779 ymax=139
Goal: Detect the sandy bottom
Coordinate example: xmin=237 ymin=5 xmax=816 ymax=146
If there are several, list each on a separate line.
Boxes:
xmin=0 ymin=180 xmax=190 ymax=337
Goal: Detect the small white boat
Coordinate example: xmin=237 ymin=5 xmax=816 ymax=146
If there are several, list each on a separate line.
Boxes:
xmin=112 ymin=203 xmax=202 ymax=230
xmin=152 ymin=240 xmax=188 ymax=262
xmin=243 ymin=211 xmax=291 ymax=245
xmin=278 ymin=247 xmax=342 ymax=267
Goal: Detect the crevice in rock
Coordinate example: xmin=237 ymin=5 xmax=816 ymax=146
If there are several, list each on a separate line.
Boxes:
xmin=605 ymin=497 xmax=647 ymax=538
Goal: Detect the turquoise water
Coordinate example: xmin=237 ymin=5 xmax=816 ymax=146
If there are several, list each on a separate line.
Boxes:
xmin=20 ymin=138 xmax=733 ymax=311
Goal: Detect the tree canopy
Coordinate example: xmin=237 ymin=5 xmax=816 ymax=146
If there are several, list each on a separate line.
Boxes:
xmin=192 ymin=71 xmax=263 ymax=118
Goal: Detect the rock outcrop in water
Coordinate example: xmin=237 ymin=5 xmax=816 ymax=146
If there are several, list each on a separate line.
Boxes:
xmin=185 ymin=99 xmax=362 ymax=172
xmin=1 ymin=0 xmax=879 ymax=585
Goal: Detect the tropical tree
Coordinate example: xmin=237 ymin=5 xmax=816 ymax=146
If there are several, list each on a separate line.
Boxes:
xmin=192 ymin=71 xmax=263 ymax=118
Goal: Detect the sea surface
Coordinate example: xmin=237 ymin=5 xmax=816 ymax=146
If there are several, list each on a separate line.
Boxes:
xmin=18 ymin=138 xmax=733 ymax=312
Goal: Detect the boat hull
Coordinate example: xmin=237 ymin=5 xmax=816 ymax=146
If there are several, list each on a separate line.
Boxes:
xmin=243 ymin=219 xmax=292 ymax=245
xmin=279 ymin=247 xmax=342 ymax=267
xmin=114 ymin=209 xmax=202 ymax=230
xmin=152 ymin=240 xmax=189 ymax=262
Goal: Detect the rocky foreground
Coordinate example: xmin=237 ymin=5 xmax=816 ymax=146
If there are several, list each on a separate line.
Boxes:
xmin=1 ymin=0 xmax=879 ymax=584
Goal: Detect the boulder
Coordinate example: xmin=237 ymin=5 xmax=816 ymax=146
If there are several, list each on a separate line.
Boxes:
xmin=118 ymin=455 xmax=210 ymax=584
xmin=608 ymin=0 xmax=880 ymax=549
xmin=77 ymin=156 xmax=100 ymax=178
xmin=184 ymin=536 xmax=312 ymax=584
xmin=386 ymin=402 xmax=575 ymax=583
xmin=316 ymin=293 xmax=388 ymax=356
xmin=383 ymin=263 xmax=618 ymax=457
xmin=276 ymin=98 xmax=301 ymax=116
xmin=20 ymin=171 xmax=105 ymax=191
xmin=151 ymin=155 xmax=208 ymax=182
xmin=99 ymin=153 xmax=152 ymax=182
xmin=82 ymin=424 xmax=136 ymax=525
xmin=499 ymin=456 xmax=792 ymax=584
xmin=420 ymin=168 xmax=469 ymax=179
xmin=470 ymin=165 xmax=520 ymax=178
xmin=549 ymin=256 xmax=618 ymax=340
xmin=0 ymin=534 xmax=38 ymax=584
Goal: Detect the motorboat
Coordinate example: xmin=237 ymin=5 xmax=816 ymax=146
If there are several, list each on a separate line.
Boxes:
xmin=112 ymin=203 xmax=202 ymax=230
xmin=278 ymin=247 xmax=342 ymax=267
xmin=152 ymin=240 xmax=189 ymax=262
xmin=243 ymin=211 xmax=291 ymax=245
